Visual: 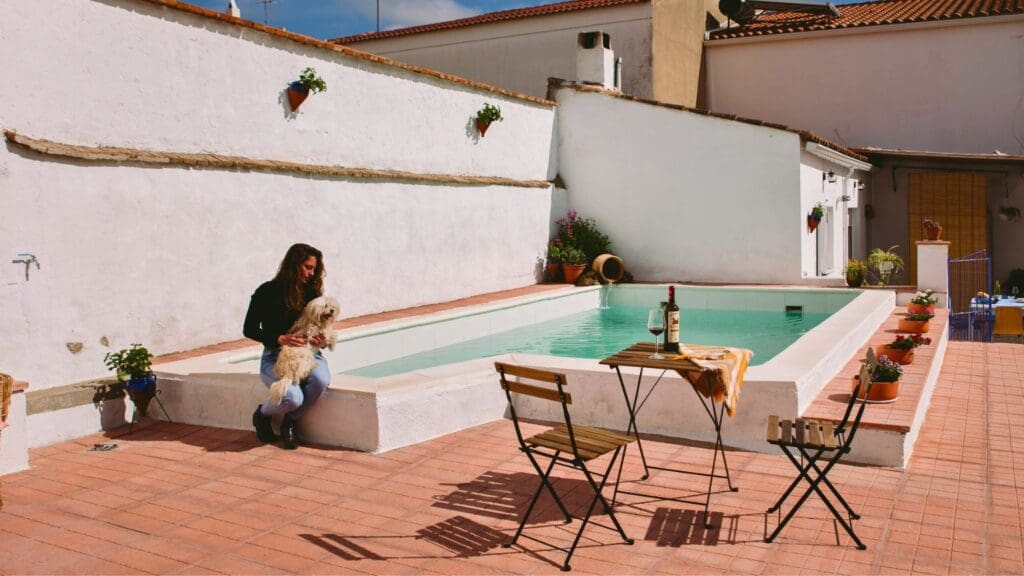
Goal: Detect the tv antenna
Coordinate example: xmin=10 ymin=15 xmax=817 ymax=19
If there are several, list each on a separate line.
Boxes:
xmin=258 ymin=0 xmax=277 ymax=25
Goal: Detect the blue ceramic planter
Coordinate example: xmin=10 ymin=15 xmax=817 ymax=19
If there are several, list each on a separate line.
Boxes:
xmin=126 ymin=374 xmax=156 ymax=393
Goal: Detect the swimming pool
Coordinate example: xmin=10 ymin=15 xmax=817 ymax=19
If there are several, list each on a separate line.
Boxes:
xmin=344 ymin=305 xmax=831 ymax=377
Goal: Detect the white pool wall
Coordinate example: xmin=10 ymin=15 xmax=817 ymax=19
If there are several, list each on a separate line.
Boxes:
xmin=153 ymin=285 xmax=894 ymax=458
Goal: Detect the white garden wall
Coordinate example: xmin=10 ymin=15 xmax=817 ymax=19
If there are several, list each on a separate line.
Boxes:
xmin=554 ymin=86 xmax=849 ymax=284
xmin=0 ymin=0 xmax=557 ymax=394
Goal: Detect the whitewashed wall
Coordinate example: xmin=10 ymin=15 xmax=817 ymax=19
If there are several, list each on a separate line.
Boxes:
xmin=343 ymin=3 xmax=654 ymax=101
xmin=0 ymin=0 xmax=557 ymax=392
xmin=555 ymin=88 xmax=810 ymax=283
xmin=798 ymin=154 xmax=859 ymax=280
xmin=705 ymin=17 xmax=1024 ymax=154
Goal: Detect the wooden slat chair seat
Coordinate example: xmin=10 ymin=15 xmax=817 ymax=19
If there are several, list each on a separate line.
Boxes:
xmin=495 ymin=362 xmax=635 ymax=572
xmin=0 ymin=372 xmax=12 ymax=511
xmin=763 ymin=349 xmax=878 ymax=550
xmin=526 ymin=424 xmax=635 ymax=462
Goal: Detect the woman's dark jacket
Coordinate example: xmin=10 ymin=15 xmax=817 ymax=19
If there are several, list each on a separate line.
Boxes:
xmin=243 ymin=279 xmax=317 ymax=350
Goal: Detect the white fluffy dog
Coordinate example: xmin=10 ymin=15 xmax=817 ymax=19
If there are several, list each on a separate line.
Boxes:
xmin=269 ymin=296 xmax=339 ymax=405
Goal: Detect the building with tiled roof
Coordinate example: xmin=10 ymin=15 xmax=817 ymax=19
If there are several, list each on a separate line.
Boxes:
xmin=708 ymin=0 xmax=1024 ymax=39
xmin=333 ymin=0 xmax=720 ymax=107
xmin=704 ymin=0 xmax=1024 ymax=285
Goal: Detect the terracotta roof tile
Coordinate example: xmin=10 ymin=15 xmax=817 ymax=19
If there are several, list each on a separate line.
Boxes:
xmin=708 ymin=0 xmax=1024 ymax=39
xmin=331 ymin=0 xmax=646 ymax=44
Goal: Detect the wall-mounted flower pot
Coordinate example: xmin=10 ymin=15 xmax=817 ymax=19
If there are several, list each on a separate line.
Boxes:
xmin=923 ymin=225 xmax=943 ymax=241
xmin=897 ymin=318 xmax=930 ymax=334
xmin=287 ymin=82 xmax=310 ymax=112
xmin=475 ymin=119 xmax=491 ymax=137
xmin=807 ymin=214 xmax=821 ymax=233
xmin=875 ymin=345 xmax=915 ymax=365
xmin=562 ymin=263 xmax=586 ymax=284
xmin=853 ymin=375 xmax=899 ymax=403
xmin=907 ymin=302 xmax=936 ymax=315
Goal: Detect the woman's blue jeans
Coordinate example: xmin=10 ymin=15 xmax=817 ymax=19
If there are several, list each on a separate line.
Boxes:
xmin=258 ymin=348 xmax=329 ymax=419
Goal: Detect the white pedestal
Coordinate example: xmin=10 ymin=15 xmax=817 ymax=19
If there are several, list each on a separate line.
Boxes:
xmin=916 ymin=241 xmax=950 ymax=308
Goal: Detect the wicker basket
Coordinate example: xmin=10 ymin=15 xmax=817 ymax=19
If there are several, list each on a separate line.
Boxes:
xmin=0 ymin=372 xmax=11 ymax=510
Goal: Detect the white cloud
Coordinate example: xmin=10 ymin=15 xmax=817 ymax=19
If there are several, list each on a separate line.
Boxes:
xmin=330 ymin=0 xmax=480 ymax=30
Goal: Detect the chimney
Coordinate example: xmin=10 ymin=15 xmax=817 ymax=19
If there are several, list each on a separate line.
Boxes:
xmin=226 ymin=0 xmax=241 ymax=18
xmin=576 ymin=31 xmax=619 ymax=90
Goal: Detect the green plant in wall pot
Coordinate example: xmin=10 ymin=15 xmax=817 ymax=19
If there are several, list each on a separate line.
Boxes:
xmin=474 ymin=103 xmax=503 ymax=137
xmin=867 ymin=245 xmax=905 ymax=286
xmin=287 ymin=67 xmax=327 ymax=113
xmin=999 ymin=205 xmax=1021 ymax=222
xmin=807 ymin=202 xmax=825 ymax=233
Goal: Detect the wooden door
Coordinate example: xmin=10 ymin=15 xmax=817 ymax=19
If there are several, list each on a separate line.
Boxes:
xmin=908 ymin=172 xmax=987 ymax=284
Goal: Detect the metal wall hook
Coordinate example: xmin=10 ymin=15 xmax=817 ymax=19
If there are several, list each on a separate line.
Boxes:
xmin=12 ymin=253 xmax=40 ymax=280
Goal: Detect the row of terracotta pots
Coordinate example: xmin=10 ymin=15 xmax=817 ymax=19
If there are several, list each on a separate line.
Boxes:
xmin=546 ymin=262 xmax=587 ymax=284
xmin=854 ymin=308 xmax=935 ymax=403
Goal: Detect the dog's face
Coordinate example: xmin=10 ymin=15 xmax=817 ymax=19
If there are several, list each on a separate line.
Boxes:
xmin=307 ymin=296 xmax=340 ymax=326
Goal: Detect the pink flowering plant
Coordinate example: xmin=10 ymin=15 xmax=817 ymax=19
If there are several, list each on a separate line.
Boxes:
xmin=872 ymin=355 xmax=903 ymax=382
xmin=887 ymin=334 xmax=931 ymax=350
xmin=554 ymin=210 xmax=611 ymax=264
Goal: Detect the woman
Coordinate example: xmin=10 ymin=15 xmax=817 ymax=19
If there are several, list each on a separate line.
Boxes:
xmin=243 ymin=243 xmax=330 ymax=449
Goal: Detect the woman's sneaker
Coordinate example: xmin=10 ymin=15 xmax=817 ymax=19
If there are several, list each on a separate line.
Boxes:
xmin=252 ymin=406 xmax=277 ymax=443
xmin=281 ymin=415 xmax=300 ymax=450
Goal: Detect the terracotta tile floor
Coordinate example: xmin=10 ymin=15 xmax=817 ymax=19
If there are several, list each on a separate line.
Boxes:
xmin=3 ymin=341 xmax=1023 ymax=575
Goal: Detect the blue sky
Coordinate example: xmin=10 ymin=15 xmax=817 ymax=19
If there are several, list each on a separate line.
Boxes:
xmin=189 ymin=0 xmax=864 ymax=40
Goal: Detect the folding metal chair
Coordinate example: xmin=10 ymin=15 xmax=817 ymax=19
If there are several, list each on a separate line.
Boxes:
xmin=495 ymin=362 xmax=635 ymax=571
xmin=764 ymin=349 xmax=877 ymax=550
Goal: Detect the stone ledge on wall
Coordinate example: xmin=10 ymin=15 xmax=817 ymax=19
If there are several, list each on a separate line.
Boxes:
xmin=3 ymin=130 xmax=553 ymax=189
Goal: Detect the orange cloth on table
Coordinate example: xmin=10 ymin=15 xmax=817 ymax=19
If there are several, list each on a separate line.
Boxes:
xmin=675 ymin=344 xmax=752 ymax=417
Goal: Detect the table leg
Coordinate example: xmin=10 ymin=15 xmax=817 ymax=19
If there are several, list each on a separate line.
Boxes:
xmin=693 ymin=388 xmax=738 ymax=529
xmin=614 ymin=365 xmax=649 ymax=480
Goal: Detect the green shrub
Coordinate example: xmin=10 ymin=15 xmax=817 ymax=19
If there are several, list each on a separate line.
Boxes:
xmin=103 ymin=344 xmax=153 ymax=381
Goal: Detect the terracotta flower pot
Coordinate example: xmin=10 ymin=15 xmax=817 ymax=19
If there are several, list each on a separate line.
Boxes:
xmin=907 ymin=302 xmax=936 ymax=315
xmin=853 ymin=375 xmax=900 ymax=403
xmin=807 ymin=215 xmax=821 ymax=233
xmin=546 ymin=263 xmax=561 ymax=282
xmin=898 ymin=319 xmax=931 ymax=334
xmin=923 ymin=225 xmax=942 ymax=241
xmin=286 ymin=83 xmax=309 ymax=112
xmin=562 ymin=263 xmax=586 ymax=284
xmin=875 ymin=345 xmax=915 ymax=365
xmin=475 ymin=119 xmax=491 ymax=137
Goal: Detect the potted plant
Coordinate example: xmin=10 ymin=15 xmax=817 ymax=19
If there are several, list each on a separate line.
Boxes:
xmin=907 ymin=289 xmax=937 ymax=315
xmin=853 ymin=355 xmax=902 ymax=403
xmin=474 ymin=103 xmax=503 ymax=137
xmin=807 ymin=202 xmax=824 ymax=233
xmin=555 ymin=210 xmax=611 ymax=263
xmin=286 ymin=67 xmax=327 ymax=113
xmin=898 ymin=312 xmax=933 ymax=334
xmin=561 ymin=246 xmax=587 ymax=284
xmin=922 ymin=219 xmax=943 ymax=241
xmin=867 ymin=245 xmax=904 ymax=286
xmin=104 ymin=344 xmax=156 ymax=418
xmin=845 ymin=259 xmax=867 ymax=288
xmin=546 ymin=241 xmax=562 ymax=282
xmin=875 ymin=333 xmax=931 ymax=365
xmin=999 ymin=206 xmax=1021 ymax=223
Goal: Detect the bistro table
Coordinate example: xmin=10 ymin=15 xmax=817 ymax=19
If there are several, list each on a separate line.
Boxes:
xmin=600 ymin=342 xmax=752 ymax=528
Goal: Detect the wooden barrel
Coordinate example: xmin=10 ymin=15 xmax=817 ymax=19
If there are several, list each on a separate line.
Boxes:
xmin=592 ymin=254 xmax=624 ymax=284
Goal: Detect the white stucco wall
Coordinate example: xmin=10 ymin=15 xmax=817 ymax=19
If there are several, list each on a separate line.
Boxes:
xmin=555 ymin=88 xmax=811 ymax=283
xmin=705 ymin=16 xmax=1024 ymax=154
xmin=798 ymin=153 xmax=862 ymax=279
xmin=0 ymin=0 xmax=558 ymax=392
xmin=342 ymin=4 xmax=654 ymax=101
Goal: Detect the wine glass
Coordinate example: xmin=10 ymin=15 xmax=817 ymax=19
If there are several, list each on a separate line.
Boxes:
xmin=647 ymin=309 xmax=665 ymax=360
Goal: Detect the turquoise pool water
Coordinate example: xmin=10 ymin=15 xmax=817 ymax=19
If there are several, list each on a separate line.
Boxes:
xmin=342 ymin=306 xmax=831 ymax=378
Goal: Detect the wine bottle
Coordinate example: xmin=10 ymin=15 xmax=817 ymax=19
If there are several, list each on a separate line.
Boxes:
xmin=664 ymin=285 xmax=680 ymax=353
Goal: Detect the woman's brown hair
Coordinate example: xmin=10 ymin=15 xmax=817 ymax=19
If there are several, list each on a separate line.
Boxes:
xmin=274 ymin=243 xmax=324 ymax=313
